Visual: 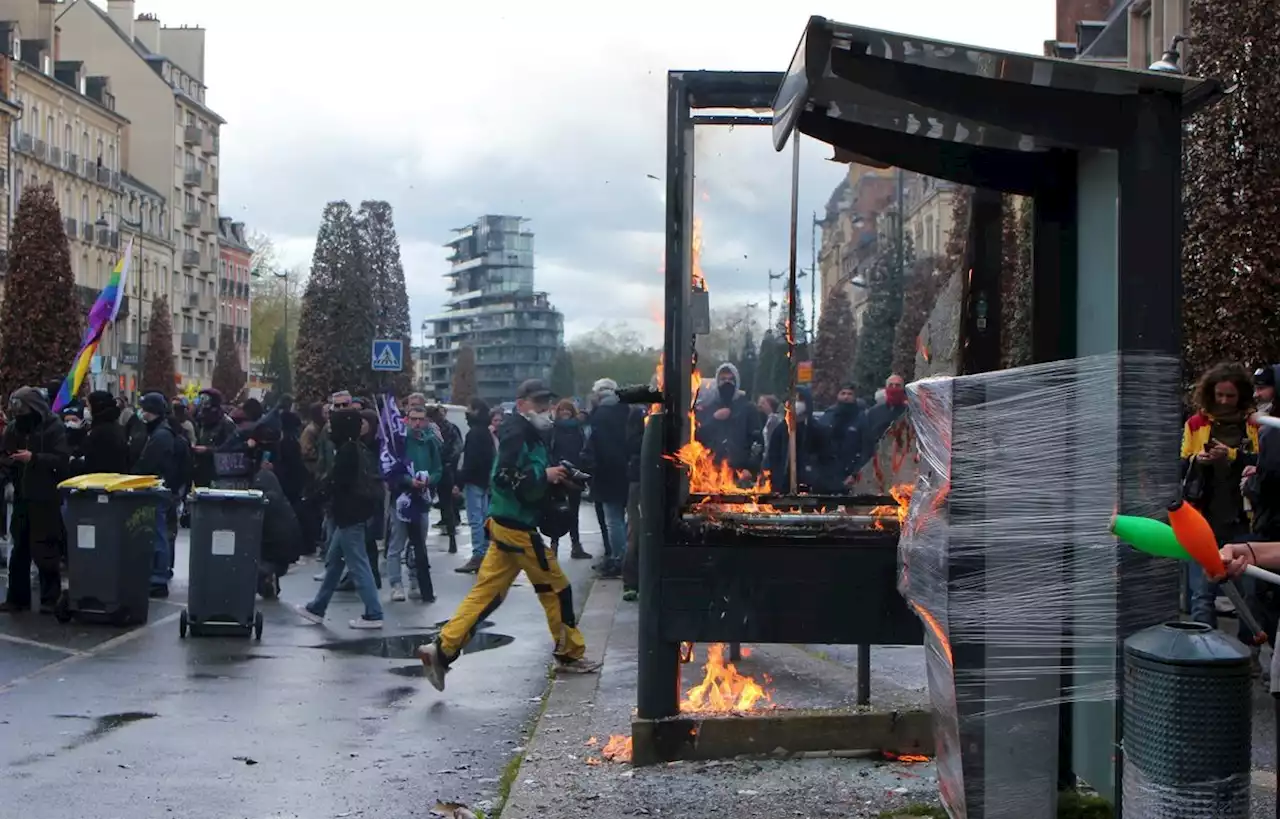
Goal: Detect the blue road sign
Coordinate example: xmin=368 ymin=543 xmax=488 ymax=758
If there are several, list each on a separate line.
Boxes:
xmin=371 ymin=339 xmax=404 ymax=372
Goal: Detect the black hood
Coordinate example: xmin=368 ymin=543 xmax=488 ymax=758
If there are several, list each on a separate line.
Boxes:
xmin=329 ymin=408 xmax=361 ymax=445
xmin=9 ymin=386 xmax=51 ymax=420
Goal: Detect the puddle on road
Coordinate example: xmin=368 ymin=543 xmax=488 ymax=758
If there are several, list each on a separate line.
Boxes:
xmin=380 ymin=685 xmax=418 ymax=706
xmin=12 ymin=712 xmax=157 ymax=767
xmin=319 ymin=631 xmax=513 ymax=661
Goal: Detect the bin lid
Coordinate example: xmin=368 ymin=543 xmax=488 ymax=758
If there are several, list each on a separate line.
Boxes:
xmin=59 ymin=473 xmax=164 ymax=492
xmin=193 ymin=488 xmax=265 ymax=501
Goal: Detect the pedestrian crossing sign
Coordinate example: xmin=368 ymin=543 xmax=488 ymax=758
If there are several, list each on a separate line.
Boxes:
xmin=371 ymin=339 xmax=403 ymax=372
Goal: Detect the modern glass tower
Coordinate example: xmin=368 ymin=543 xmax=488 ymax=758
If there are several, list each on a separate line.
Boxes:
xmin=425 ymin=215 xmax=564 ymax=405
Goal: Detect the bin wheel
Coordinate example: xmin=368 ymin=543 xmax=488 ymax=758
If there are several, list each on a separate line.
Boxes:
xmin=253 ymin=611 xmax=264 ymax=641
xmin=53 ymin=593 xmax=71 ymax=624
xmin=179 ymin=609 xmax=188 ymax=638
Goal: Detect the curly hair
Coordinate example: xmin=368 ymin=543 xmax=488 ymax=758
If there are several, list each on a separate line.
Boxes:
xmin=1194 ymin=362 xmax=1256 ymax=415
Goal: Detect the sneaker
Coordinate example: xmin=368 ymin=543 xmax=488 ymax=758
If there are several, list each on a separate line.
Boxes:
xmin=313 ymin=572 xmax=324 ymax=582
xmin=390 ymin=588 xmax=407 ymax=602
xmin=416 ymin=642 xmax=448 ymax=691
xmin=622 ymin=589 xmax=638 ymax=602
xmin=455 ymin=557 xmax=483 ymax=574
xmin=349 ymin=616 xmax=384 ymax=630
xmin=556 ymin=658 xmax=602 ymax=675
xmin=571 ymin=545 xmax=592 ymax=560
xmin=295 ymin=604 xmax=325 ymax=625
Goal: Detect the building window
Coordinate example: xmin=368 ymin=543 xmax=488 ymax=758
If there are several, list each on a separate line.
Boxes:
xmin=81 ymin=131 xmax=89 ymax=159
xmin=63 ymin=123 xmax=71 ymax=153
xmin=12 ymin=169 xmax=21 ymax=206
xmin=44 ymin=115 xmax=53 ymax=144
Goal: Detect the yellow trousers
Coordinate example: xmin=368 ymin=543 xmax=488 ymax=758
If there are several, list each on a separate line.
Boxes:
xmin=438 ymin=519 xmax=587 ymax=663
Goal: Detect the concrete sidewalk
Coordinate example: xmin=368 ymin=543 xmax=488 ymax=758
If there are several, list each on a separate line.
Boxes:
xmin=499 ymin=582 xmax=942 ymax=819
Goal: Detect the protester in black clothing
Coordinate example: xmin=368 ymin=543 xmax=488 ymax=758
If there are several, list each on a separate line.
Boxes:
xmin=857 ymin=374 xmax=909 ymax=474
xmin=768 ymin=387 xmax=829 ymax=494
xmin=192 ymin=388 xmax=237 ymax=487
xmin=694 ymin=363 xmax=763 ymax=476
xmin=583 ymin=379 xmax=633 ymax=576
xmin=549 ymin=399 xmax=590 ymax=558
xmin=427 ymin=405 xmax=462 ymax=554
xmin=82 ymin=391 xmax=130 ymax=475
xmin=61 ymin=403 xmax=86 ymax=456
xmin=133 ymin=392 xmax=177 ymax=597
xmin=120 ymin=396 xmax=148 ymax=469
xmin=456 ymin=397 xmax=498 ymax=574
xmin=0 ymin=388 xmax=70 ymax=613
xmin=621 ymin=404 xmax=647 ymax=601
xmin=823 ymin=383 xmax=867 ymax=491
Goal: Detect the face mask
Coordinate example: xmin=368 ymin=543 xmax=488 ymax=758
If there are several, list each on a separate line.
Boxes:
xmin=142 ymin=411 xmax=159 ymax=424
xmin=64 ymin=417 xmax=82 ymax=429
xmin=885 ymin=386 xmax=907 ymax=406
xmin=794 ymin=402 xmax=806 ymax=416
xmin=717 ymin=382 xmax=736 ymax=404
xmin=15 ymin=412 xmax=38 ymax=431
xmin=525 ymin=410 xmax=553 ymax=431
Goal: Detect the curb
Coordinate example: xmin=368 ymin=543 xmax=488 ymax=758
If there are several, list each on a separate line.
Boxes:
xmin=498 ymin=578 xmax=623 ymax=819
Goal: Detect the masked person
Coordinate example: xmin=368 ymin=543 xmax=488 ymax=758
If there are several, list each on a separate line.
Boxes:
xmin=857 ymin=374 xmax=909 ymax=474
xmin=83 ymin=391 xmax=130 ymax=475
xmin=192 ymin=388 xmax=237 ymax=488
xmin=768 ymin=387 xmax=829 ymax=494
xmin=0 ymin=388 xmax=70 ymax=613
xmin=694 ymin=363 xmax=763 ymax=478
xmin=133 ymin=392 xmax=179 ymax=598
xmin=417 ymin=380 xmax=601 ymax=691
xmin=61 ymin=403 xmax=86 ymax=461
xmin=824 ymin=383 xmax=867 ymax=492
xmin=297 ymin=408 xmax=384 ymax=629
xmin=385 ymin=403 xmax=443 ymax=601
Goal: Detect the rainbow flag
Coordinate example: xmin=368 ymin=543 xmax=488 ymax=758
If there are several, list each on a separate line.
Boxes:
xmin=53 ymin=238 xmax=132 ymax=412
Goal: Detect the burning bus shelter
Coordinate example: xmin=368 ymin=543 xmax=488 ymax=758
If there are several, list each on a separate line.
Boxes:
xmin=632 ymin=69 xmax=930 ymax=763
xmin=762 ymin=16 xmax=1222 ymax=819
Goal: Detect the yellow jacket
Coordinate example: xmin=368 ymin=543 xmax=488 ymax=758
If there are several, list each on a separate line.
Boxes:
xmin=1180 ymin=411 xmax=1259 ymax=462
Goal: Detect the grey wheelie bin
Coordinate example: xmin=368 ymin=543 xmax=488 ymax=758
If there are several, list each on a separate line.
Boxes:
xmin=57 ymin=473 xmax=169 ymax=626
xmin=181 ymin=487 xmax=266 ymax=639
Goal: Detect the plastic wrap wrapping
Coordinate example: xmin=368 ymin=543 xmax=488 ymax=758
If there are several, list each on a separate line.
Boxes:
xmin=899 ymin=353 xmax=1186 ymax=819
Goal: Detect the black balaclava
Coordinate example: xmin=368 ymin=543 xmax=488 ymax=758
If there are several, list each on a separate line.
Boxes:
xmin=10 ymin=387 xmax=48 ymax=433
xmin=329 ymin=408 xmax=361 ymax=446
xmin=716 ymin=363 xmax=739 ymax=406
xmin=198 ymin=388 xmax=225 ymax=427
xmin=88 ymin=391 xmax=120 ymax=425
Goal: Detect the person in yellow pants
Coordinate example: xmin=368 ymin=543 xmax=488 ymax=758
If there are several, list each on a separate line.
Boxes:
xmin=418 ymin=380 xmax=600 ymax=691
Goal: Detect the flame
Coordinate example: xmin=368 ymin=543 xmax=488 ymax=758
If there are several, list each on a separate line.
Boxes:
xmin=692 ymin=218 xmax=707 ymax=291
xmin=602 ymin=735 xmax=633 ymax=763
xmin=870 ymin=483 xmax=914 ymax=528
xmin=883 ymin=751 xmax=931 ymax=764
xmin=680 ymin=643 xmax=772 ymax=713
xmin=670 ymin=369 xmax=772 ymax=499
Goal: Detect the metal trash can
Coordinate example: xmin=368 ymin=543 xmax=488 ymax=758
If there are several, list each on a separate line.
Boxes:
xmin=57 ymin=473 xmax=169 ymax=626
xmin=181 ymin=487 xmax=266 ymax=639
xmin=1122 ymin=621 xmax=1251 ymax=819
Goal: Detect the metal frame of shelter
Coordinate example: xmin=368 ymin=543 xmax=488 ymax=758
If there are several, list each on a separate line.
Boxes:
xmin=637 ymin=67 xmax=925 ymax=761
xmin=764 ymin=16 xmax=1222 ymax=818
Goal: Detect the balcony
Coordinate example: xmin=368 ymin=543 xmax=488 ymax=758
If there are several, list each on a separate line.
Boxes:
xmin=64 ymin=151 xmax=77 ymax=172
xmin=208 ymin=336 xmax=217 ymax=352
xmin=199 ymin=215 xmax=215 ymax=235
xmin=195 ymin=292 xmax=212 ymax=313
xmin=80 ymin=223 xmax=93 ymax=242
xmin=64 ymin=217 xmax=76 ymax=237
xmin=183 ymin=168 xmax=201 ymax=187
xmin=32 ymin=138 xmax=45 ymax=161
xmin=180 ymin=331 xmax=199 ymax=349
xmin=49 ymin=145 xmax=60 ymax=166
xmin=96 ymin=228 xmax=118 ymax=248
xmin=14 ymin=133 xmax=30 ymax=153
xmin=119 ymin=342 xmax=141 ymax=366
xmin=183 ymin=125 xmax=203 ymax=145
xmin=182 ymin=249 xmax=200 ymax=268
xmin=97 ymin=166 xmax=111 ymax=186
xmin=81 ymin=158 xmax=94 ymax=180
xmin=182 ymin=210 xmax=199 ymax=228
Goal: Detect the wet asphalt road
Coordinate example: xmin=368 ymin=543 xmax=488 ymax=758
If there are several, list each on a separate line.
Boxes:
xmin=0 ymin=513 xmax=602 ymax=819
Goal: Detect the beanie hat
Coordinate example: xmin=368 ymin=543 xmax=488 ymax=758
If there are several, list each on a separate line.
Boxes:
xmin=140 ymin=392 xmax=168 ymax=417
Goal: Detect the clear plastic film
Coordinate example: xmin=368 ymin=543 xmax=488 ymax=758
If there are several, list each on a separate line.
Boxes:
xmin=898 ymin=352 xmax=1187 ymax=819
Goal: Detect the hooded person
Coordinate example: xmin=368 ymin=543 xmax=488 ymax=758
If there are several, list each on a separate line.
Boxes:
xmin=192 ymin=388 xmax=237 ymax=487
xmin=133 ymin=392 xmax=178 ymax=597
xmin=0 ymin=387 xmax=70 ymax=613
xmin=299 ymin=408 xmax=385 ymax=629
xmin=61 ymin=402 xmax=87 ymax=460
xmin=767 ymin=386 xmax=829 ymax=494
xmin=169 ymin=397 xmax=196 ymax=445
xmin=83 ymin=391 xmax=130 ymax=475
xmin=694 ymin=362 xmax=763 ymax=475
xmin=582 ymin=379 xmax=632 ymax=574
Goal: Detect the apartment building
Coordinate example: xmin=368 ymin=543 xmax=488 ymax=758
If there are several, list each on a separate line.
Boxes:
xmin=425 ymin=215 xmax=564 ymax=405
xmin=217 ymin=216 xmax=250 ymax=374
xmin=0 ymin=15 xmax=126 ymax=297
xmin=55 ymin=0 xmax=224 ymax=386
xmin=0 ymin=46 xmax=19 ymax=268
xmin=817 ymin=165 xmax=896 ymax=331
xmin=114 ymin=171 xmax=170 ymax=398
xmin=1045 ymin=0 xmax=1189 ymax=71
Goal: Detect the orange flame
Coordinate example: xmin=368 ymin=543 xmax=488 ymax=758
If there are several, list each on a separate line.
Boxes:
xmin=680 ymin=643 xmax=772 ymax=713
xmin=670 ymin=369 xmax=771 ymax=499
xmin=870 ymin=483 xmax=914 ymax=529
xmin=692 ymin=218 xmax=707 ymax=291
xmin=883 ymin=751 xmax=931 ymax=764
xmin=602 ymin=735 xmax=633 ymax=763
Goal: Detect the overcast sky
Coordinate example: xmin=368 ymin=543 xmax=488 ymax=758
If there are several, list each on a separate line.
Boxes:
xmin=131 ymin=0 xmax=1053 ymax=345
